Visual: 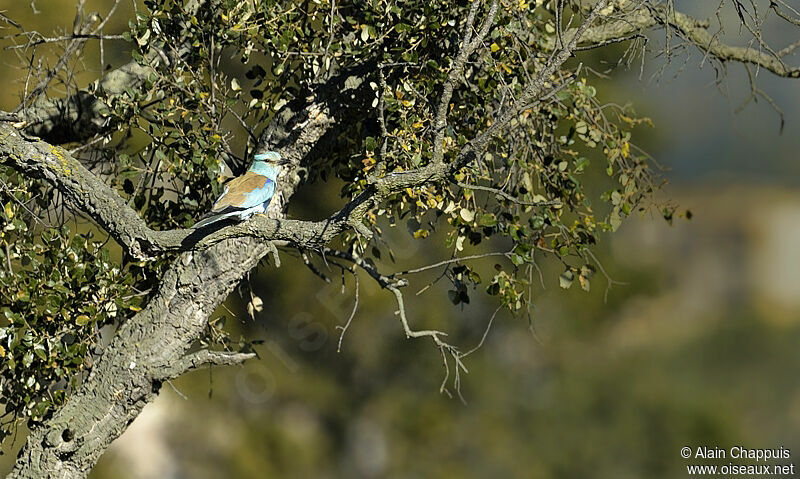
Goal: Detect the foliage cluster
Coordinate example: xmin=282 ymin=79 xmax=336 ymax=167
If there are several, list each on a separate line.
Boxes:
xmin=0 ymin=0 xmax=665 ymax=446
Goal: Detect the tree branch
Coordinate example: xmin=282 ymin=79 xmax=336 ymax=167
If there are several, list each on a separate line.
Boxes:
xmin=0 ymin=65 xmax=383 ymax=261
xmin=431 ymin=0 xmax=499 ymax=164
xmin=18 ymin=60 xmax=154 ymax=144
xmin=456 ymin=181 xmax=561 ymax=207
xmin=551 ymin=1 xmax=800 ymax=78
xmin=16 ymin=0 xmax=208 ymax=144
xmin=162 ymin=350 xmax=256 ymax=378
xmin=656 ymin=4 xmax=800 ymax=78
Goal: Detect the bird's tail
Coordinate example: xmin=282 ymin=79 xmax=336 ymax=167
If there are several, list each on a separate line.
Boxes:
xmin=192 ymin=210 xmax=240 ymax=229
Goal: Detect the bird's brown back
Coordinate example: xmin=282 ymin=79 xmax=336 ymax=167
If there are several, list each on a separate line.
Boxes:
xmin=212 ymin=172 xmax=269 ymax=210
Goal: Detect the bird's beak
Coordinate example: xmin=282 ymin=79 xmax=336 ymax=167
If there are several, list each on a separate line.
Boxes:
xmin=276 ymin=158 xmax=291 ymax=166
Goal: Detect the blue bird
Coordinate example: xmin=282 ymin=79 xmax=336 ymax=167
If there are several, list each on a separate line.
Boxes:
xmin=194 ymin=151 xmax=288 ymax=229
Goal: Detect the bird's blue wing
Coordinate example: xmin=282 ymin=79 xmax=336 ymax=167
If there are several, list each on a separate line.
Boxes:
xmin=195 ymin=175 xmax=276 ymax=229
xmin=211 ymin=174 xmax=275 ymax=212
xmin=240 ymin=177 xmax=276 ymax=209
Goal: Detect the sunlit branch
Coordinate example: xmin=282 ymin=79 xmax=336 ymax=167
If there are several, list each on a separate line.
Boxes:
xmin=431 ymin=0 xmax=499 ymax=165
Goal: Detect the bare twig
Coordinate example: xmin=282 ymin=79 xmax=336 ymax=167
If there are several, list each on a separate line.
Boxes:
xmin=431 ymin=0 xmax=499 ymax=164
xmin=460 ymin=304 xmax=503 ymax=358
xmin=456 ymin=181 xmax=561 ymax=207
xmin=301 ymin=250 xmax=332 ymax=283
xmin=778 ymin=39 xmax=800 ymax=58
xmin=336 ymin=271 xmax=358 ymax=353
xmin=397 ymin=250 xmax=512 ymax=276
xmin=14 ymin=7 xmax=101 ymax=112
xmin=5 ymin=33 xmax=125 ymax=50
xmin=387 ymin=285 xmax=464 ymax=369
xmin=573 ymin=32 xmax=646 ymax=51
xmin=771 ymin=0 xmax=800 ymax=27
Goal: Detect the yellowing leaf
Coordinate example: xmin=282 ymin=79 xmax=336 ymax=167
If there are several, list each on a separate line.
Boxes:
xmin=490 ymin=43 xmax=500 ymax=53
xmin=579 ymin=274 xmax=590 ymax=292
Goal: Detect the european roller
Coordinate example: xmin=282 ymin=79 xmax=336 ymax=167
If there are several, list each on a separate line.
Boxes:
xmin=194 ymin=151 xmax=288 ymax=228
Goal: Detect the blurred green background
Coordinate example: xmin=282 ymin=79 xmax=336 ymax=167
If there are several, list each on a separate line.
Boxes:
xmin=2 ymin=1 xmax=800 ymax=478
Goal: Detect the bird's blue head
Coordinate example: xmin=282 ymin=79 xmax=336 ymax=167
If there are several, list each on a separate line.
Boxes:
xmin=250 ymin=151 xmax=289 ymax=179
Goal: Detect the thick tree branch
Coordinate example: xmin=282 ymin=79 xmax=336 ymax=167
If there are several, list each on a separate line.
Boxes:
xmin=19 ymin=60 xmax=154 ymax=144
xmin=656 ymin=5 xmax=800 ymax=78
xmin=0 ymin=64 xmax=385 ymax=260
xmin=550 ymin=1 xmax=800 ymax=78
xmin=5 ymin=4 xmax=619 ymax=474
xmin=3 ymin=1 xmax=798 ymax=476
xmin=7 ymin=51 xmax=408 ymax=476
xmin=0 ymin=121 xmax=170 ymax=260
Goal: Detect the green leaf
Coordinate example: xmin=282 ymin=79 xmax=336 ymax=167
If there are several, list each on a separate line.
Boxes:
xmin=609 ymin=209 xmax=622 ymax=231
xmin=477 ymin=212 xmax=497 ymax=227
xmin=22 ymin=351 xmax=33 ymax=368
xmin=33 ymin=343 xmax=47 ymax=360
xmin=448 ymin=290 xmax=460 ymax=305
xmin=574 ymin=157 xmax=590 ymax=172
